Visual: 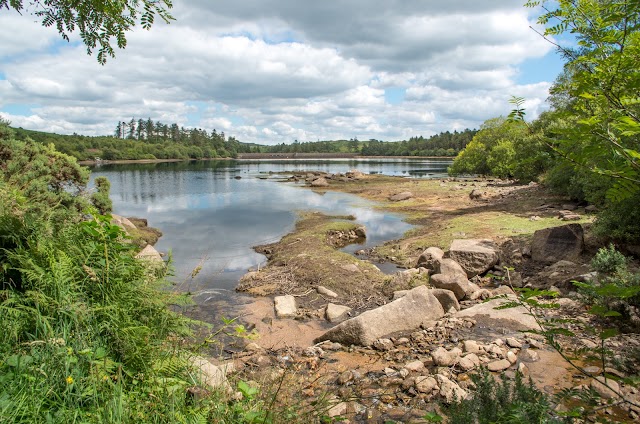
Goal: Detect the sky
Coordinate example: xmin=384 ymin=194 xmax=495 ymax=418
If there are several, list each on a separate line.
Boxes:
xmin=0 ymin=1 xmax=566 ymax=145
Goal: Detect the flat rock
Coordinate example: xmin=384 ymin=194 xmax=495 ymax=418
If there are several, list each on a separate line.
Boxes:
xmin=449 ymin=239 xmax=499 ymax=277
xmin=455 ymin=297 xmax=539 ymax=330
xmin=531 ymin=224 xmax=584 ymax=264
xmin=325 ymin=303 xmax=352 ymax=323
xmin=488 ymin=359 xmax=512 ymax=372
xmin=274 ymin=295 xmax=297 ymax=318
xmin=389 ymin=191 xmax=413 ymax=201
xmin=314 ymin=285 xmax=445 ymax=346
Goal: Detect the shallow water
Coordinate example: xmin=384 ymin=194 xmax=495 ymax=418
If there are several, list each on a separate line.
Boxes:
xmin=89 ymin=158 xmax=450 ymax=320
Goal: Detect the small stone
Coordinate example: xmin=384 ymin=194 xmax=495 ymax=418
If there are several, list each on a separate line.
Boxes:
xmin=583 ymin=366 xmax=601 ymax=376
xmin=325 ymin=303 xmax=352 ymax=323
xmin=244 ymin=342 xmax=263 ymax=352
xmin=520 ymin=349 xmax=540 ymax=362
xmin=506 ymin=338 xmax=522 ymax=348
xmin=463 ymin=340 xmax=481 ymax=354
xmin=415 ymin=376 xmax=438 ymax=393
xmin=458 ymin=354 xmax=479 ymax=371
xmin=317 ymin=286 xmax=338 ymax=298
xmin=337 ymin=371 xmax=353 ymax=385
xmin=274 ymin=295 xmax=297 ymax=318
xmin=431 ymin=347 xmax=461 ymax=367
xmin=327 ymin=402 xmax=348 ymax=417
xmin=517 ymin=362 xmax=529 ymax=377
xmin=404 ymin=360 xmax=425 ymax=373
xmin=373 ymin=338 xmax=394 ymax=351
xmin=436 ymin=374 xmax=468 ymax=403
xmin=506 ymin=351 xmax=518 ymax=364
xmin=488 ymin=359 xmax=512 ymax=372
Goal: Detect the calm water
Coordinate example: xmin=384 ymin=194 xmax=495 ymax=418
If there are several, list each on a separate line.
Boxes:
xmin=90 ymin=158 xmax=450 ymax=319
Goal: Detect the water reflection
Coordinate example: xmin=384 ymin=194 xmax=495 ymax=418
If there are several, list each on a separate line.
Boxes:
xmin=89 ymin=159 xmax=449 ymax=304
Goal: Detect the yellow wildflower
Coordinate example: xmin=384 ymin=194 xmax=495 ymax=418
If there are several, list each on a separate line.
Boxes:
xmin=66 ymin=376 xmax=74 ymax=384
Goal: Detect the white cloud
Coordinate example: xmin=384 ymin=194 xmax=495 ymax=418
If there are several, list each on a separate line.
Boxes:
xmin=0 ymin=1 xmax=561 ymax=143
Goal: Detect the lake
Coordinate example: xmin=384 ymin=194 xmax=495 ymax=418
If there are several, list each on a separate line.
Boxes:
xmin=90 ymin=158 xmax=451 ymax=320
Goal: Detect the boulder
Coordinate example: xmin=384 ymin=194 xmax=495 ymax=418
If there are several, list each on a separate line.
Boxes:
xmin=458 ymin=353 xmax=480 ymax=371
xmin=455 ymin=297 xmax=539 ymax=330
xmin=389 ymin=191 xmax=413 ymax=201
xmin=531 ymin=224 xmax=584 ymax=264
xmin=416 ymin=247 xmax=444 ymax=272
xmin=430 ymin=274 xmax=479 ymax=300
xmin=430 ymin=289 xmax=460 ymax=313
xmin=449 ymin=239 xmax=499 ymax=277
xmin=311 ymin=177 xmax=329 ymax=187
xmin=314 ymin=285 xmax=445 ymax=346
xmin=437 ymin=258 xmax=468 ymax=278
xmin=325 ymin=303 xmax=351 ymax=323
xmin=135 ymin=245 xmax=164 ymax=264
xmin=274 ymin=295 xmax=297 ymax=318
xmin=354 ymin=226 xmax=367 ymax=238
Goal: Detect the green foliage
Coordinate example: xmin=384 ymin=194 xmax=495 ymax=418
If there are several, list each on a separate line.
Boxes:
xmin=442 ymin=369 xmax=561 ymax=424
xmin=449 ymin=117 xmax=529 ymax=179
xmin=1 ymin=0 xmax=174 ymax=64
xmin=91 ymin=176 xmax=113 ymax=214
xmin=528 ymin=0 xmax=640 ymax=202
xmin=591 ymin=244 xmax=627 ymax=274
xmin=592 ymin=191 xmax=640 ymax=244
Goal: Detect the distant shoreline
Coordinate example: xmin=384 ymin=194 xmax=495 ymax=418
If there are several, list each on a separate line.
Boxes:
xmin=78 ymin=155 xmax=453 ymax=166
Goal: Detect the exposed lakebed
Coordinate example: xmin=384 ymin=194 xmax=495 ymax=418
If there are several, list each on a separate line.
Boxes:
xmin=90 ymin=158 xmax=450 ymax=320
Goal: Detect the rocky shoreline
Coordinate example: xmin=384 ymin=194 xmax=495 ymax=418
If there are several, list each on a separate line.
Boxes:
xmin=216 ymin=172 xmax=640 ymax=422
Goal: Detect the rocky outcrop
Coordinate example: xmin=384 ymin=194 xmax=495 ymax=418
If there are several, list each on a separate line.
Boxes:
xmin=531 ymin=224 xmax=584 ymax=264
xmin=314 ymin=285 xmax=445 ymax=346
xmin=449 ymin=239 xmax=499 ymax=277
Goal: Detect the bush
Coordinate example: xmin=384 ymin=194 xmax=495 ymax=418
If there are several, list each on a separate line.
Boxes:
xmin=91 ymin=176 xmax=113 ymax=214
xmin=593 ymin=192 xmax=640 ymax=245
xmin=440 ymin=369 xmax=561 ymax=424
xmin=591 ymin=244 xmax=627 ymax=274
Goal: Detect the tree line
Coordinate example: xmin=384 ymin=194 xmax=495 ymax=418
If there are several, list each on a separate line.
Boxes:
xmin=449 ymin=0 xmax=640 ymax=245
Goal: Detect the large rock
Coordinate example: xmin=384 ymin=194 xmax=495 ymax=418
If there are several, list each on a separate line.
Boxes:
xmin=430 ymin=289 xmax=460 ymax=313
xmin=455 ymin=297 xmax=539 ymax=330
xmin=314 ymin=285 xmax=445 ymax=346
xmin=311 ymin=177 xmax=329 ymax=187
xmin=135 ymin=245 xmax=163 ymax=264
xmin=430 ymin=274 xmax=478 ymax=300
xmin=531 ymin=224 xmax=584 ymax=264
xmin=274 ymin=295 xmax=297 ymax=318
xmin=449 ymin=239 xmax=499 ymax=277
xmin=389 ymin=191 xmax=413 ymax=201
xmin=111 ymin=214 xmax=137 ymax=231
xmin=416 ymin=247 xmax=444 ymax=271
xmin=436 ymin=375 xmax=468 ymax=403
xmin=437 ymin=258 xmax=467 ymax=278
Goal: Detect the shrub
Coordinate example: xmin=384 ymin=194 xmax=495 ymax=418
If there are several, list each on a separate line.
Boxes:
xmin=440 ymin=368 xmax=561 ymax=424
xmin=91 ymin=176 xmax=113 ymax=214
